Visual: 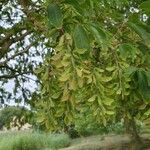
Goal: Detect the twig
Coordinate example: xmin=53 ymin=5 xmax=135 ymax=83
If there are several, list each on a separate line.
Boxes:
xmin=0 ymin=41 xmax=36 ymax=66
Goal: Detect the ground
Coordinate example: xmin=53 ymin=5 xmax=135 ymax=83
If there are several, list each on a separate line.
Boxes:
xmin=60 ymin=134 xmax=150 ymax=150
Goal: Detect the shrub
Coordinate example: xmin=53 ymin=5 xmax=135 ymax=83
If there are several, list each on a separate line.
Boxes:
xmin=73 ymin=113 xmax=125 ymax=137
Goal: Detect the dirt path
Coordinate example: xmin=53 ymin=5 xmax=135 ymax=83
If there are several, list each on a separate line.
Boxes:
xmin=60 ymin=134 xmax=150 ymax=150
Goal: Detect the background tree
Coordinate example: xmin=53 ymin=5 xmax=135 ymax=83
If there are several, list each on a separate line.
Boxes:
xmin=0 ymin=0 xmax=49 ymax=104
xmin=0 ymin=106 xmax=32 ymax=129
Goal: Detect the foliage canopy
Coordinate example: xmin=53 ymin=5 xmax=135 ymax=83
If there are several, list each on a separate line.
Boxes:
xmin=34 ymin=0 xmax=150 ymax=132
xmin=1 ymin=0 xmax=150 ymax=138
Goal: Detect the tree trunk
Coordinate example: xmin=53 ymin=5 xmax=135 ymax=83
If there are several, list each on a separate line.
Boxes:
xmin=125 ymin=116 xmax=144 ymax=150
xmin=130 ymin=117 xmax=141 ymax=142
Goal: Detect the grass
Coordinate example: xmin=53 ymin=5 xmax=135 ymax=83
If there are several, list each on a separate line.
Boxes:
xmin=0 ymin=131 xmax=70 ymax=150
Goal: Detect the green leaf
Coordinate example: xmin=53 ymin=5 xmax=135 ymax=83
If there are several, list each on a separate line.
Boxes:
xmin=137 ymin=70 xmax=150 ymax=100
xmin=55 ymin=108 xmax=64 ymax=117
xmin=61 ymin=54 xmax=71 ymax=67
xmin=103 ymin=98 xmax=114 ymax=106
xmin=61 ymin=91 xmax=69 ymax=101
xmin=69 ymin=79 xmax=77 ymax=90
xmin=145 ymin=71 xmax=150 ymax=86
xmin=76 ymin=68 xmax=82 ymax=77
xmin=106 ymin=66 xmax=116 ymax=72
xmin=93 ymin=109 xmax=99 ymax=116
xmin=106 ymin=111 xmax=115 ymax=115
xmin=34 ymin=68 xmax=43 ymax=74
xmin=116 ymin=88 xmax=122 ymax=95
xmin=139 ymin=104 xmax=147 ymax=110
xmin=75 ymin=48 xmax=87 ymax=54
xmin=95 ymin=68 xmax=104 ymax=73
xmin=88 ymin=95 xmax=96 ymax=102
xmin=64 ymin=0 xmax=83 ymax=14
xmin=42 ymin=68 xmax=49 ymax=81
xmin=59 ymin=73 xmax=70 ymax=82
xmin=78 ymin=78 xmax=84 ymax=88
xmin=97 ymin=97 xmax=102 ymax=106
xmin=124 ymin=66 xmax=137 ymax=77
xmin=47 ymin=4 xmax=63 ymax=28
xmin=49 ymin=98 xmax=55 ymax=107
xmin=101 ymin=76 xmax=112 ymax=82
xmin=89 ymin=23 xmax=107 ymax=44
xmin=137 ymin=71 xmax=147 ymax=90
xmin=128 ymin=22 xmax=150 ymax=47
xmin=119 ymin=43 xmax=136 ymax=60
xmin=87 ymin=76 xmax=92 ymax=84
xmin=61 ymin=60 xmax=70 ymax=67
xmin=140 ymin=0 xmax=150 ymax=15
xmin=144 ymin=110 xmax=150 ymax=116
xmin=52 ymin=92 xmax=61 ymax=99
xmin=73 ymin=25 xmax=90 ymax=50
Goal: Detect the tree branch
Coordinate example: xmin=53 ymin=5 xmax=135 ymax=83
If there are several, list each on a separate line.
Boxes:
xmin=0 ymin=23 xmax=32 ymax=59
xmin=0 ymin=71 xmax=31 ymax=79
xmin=22 ymin=74 xmax=42 ymax=85
xmin=0 ymin=41 xmax=36 ymax=66
xmin=0 ymin=22 xmax=27 ymax=45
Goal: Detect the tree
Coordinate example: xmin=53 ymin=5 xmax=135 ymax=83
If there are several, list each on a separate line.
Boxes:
xmin=34 ymin=0 xmax=150 ymax=147
xmin=0 ymin=0 xmax=48 ymax=104
xmin=0 ymin=106 xmax=31 ymax=129
xmin=1 ymin=0 xmax=150 ymax=147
